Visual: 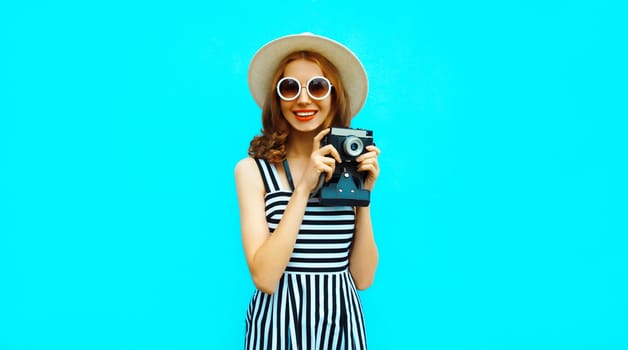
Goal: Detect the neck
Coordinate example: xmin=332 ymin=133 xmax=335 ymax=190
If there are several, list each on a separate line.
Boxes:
xmin=285 ymin=128 xmax=321 ymax=160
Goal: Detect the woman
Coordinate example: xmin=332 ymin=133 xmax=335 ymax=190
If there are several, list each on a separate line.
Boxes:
xmin=235 ymin=33 xmax=381 ymax=349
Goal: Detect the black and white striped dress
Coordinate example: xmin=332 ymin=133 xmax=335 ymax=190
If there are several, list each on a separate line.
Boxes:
xmin=245 ymin=158 xmax=367 ymax=350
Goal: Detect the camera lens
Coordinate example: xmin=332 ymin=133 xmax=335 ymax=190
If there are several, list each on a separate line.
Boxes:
xmin=343 ymin=136 xmax=364 ymax=158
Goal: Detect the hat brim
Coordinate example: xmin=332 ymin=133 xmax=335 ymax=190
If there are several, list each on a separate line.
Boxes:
xmin=248 ymin=33 xmax=368 ymax=118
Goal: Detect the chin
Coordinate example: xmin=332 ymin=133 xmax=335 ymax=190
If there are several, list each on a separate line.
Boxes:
xmin=287 ymin=118 xmax=326 ymax=133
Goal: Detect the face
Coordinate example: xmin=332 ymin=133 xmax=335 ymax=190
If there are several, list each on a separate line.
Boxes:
xmin=279 ymin=59 xmax=332 ymax=133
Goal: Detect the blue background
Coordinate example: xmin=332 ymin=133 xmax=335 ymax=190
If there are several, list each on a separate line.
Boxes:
xmin=2 ymin=0 xmax=627 ymax=349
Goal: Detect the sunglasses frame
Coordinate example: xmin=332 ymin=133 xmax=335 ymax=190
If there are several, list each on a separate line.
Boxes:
xmin=276 ymin=76 xmax=333 ymax=101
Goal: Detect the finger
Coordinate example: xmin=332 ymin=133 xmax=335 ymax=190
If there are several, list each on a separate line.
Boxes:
xmin=357 ymin=159 xmax=378 ymax=169
xmin=358 ymin=158 xmax=378 ymax=167
xmin=357 ymin=157 xmax=379 ymax=169
xmin=365 ymin=145 xmax=381 ymax=156
xmin=318 ymin=163 xmax=334 ymax=182
xmin=321 ymin=155 xmax=337 ymax=167
xmin=356 ymin=150 xmax=379 ymax=163
xmin=312 ymin=128 xmax=331 ymax=152
xmin=358 ymin=163 xmax=379 ymax=176
xmin=319 ymin=144 xmax=342 ymax=164
xmin=311 ymin=155 xmax=334 ymax=175
xmin=322 ymin=157 xmax=337 ymax=181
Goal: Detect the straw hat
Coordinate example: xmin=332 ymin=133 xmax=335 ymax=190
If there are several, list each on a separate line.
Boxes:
xmin=248 ymin=32 xmax=368 ymax=118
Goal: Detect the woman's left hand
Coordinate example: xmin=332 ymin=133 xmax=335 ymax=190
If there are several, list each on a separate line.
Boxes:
xmin=356 ymin=145 xmax=381 ymax=191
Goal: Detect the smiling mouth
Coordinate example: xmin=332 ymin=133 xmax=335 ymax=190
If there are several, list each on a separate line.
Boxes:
xmin=294 ymin=110 xmax=317 ymax=121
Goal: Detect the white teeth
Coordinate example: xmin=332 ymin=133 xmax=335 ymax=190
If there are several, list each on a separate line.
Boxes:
xmin=296 ymin=111 xmax=315 ymax=117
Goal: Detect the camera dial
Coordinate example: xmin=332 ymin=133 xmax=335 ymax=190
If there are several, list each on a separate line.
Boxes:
xmin=343 ymin=135 xmax=364 ymax=158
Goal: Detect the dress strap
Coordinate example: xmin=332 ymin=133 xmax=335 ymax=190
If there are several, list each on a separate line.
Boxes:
xmin=254 ymin=158 xmax=280 ymax=193
xmin=282 ymin=159 xmax=295 ymax=191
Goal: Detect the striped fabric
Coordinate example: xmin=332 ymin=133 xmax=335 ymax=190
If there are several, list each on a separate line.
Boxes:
xmin=245 ymin=158 xmax=367 ymax=350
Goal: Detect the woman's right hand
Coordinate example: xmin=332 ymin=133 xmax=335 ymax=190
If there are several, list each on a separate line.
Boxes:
xmin=297 ymin=128 xmax=342 ymax=193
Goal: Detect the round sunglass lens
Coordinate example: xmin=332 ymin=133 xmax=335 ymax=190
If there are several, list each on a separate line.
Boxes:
xmin=278 ymin=78 xmax=300 ymax=99
xmin=308 ymin=78 xmax=330 ymax=98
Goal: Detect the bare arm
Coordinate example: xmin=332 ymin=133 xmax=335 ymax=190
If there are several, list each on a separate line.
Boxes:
xmin=348 ymin=145 xmax=381 ymax=290
xmin=235 ymin=158 xmax=309 ymax=294
xmin=236 ymin=130 xmax=342 ymax=294
xmin=349 ymin=205 xmax=379 ymax=290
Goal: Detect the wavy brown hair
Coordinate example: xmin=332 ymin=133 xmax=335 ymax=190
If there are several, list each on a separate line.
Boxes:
xmin=248 ymin=51 xmax=352 ymax=163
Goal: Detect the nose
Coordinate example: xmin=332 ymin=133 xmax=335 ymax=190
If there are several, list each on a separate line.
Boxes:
xmin=296 ymin=84 xmax=312 ymax=105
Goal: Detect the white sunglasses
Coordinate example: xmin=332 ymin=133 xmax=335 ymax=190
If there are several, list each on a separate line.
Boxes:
xmin=276 ymin=76 xmax=333 ymax=101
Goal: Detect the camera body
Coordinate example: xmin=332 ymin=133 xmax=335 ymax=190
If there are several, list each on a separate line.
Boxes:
xmin=314 ymin=127 xmax=374 ymax=207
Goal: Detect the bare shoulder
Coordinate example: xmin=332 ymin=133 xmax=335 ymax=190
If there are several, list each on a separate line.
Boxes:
xmin=234 ymin=157 xmax=263 ymax=192
xmin=235 ymin=157 xmax=257 ymax=176
xmin=235 ymin=157 xmax=258 ymax=179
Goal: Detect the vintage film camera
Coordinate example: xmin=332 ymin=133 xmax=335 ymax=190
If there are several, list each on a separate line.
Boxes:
xmin=313 ymin=127 xmax=374 ymax=206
